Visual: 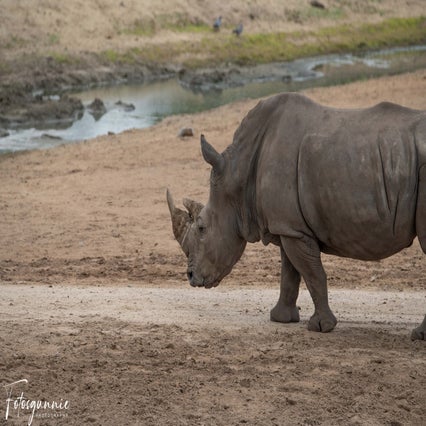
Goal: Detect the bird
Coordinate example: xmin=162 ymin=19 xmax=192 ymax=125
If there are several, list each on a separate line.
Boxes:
xmin=232 ymin=23 xmax=243 ymax=36
xmin=213 ymin=16 xmax=222 ymax=31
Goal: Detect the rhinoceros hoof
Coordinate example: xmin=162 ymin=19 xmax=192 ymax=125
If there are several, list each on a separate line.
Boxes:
xmin=270 ymin=304 xmax=300 ymax=323
xmin=307 ymin=312 xmax=337 ymax=333
xmin=411 ymin=327 xmax=425 ymax=341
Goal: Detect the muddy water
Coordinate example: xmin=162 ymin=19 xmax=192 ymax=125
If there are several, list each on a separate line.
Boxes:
xmin=1 ymin=45 xmax=426 ymax=153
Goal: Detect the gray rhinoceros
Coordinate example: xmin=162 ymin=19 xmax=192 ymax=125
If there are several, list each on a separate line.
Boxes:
xmin=167 ymin=93 xmax=426 ymax=340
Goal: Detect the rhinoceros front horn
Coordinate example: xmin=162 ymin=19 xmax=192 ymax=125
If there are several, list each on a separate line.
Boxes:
xmin=166 ymin=189 xmax=204 ymax=256
xmin=166 ymin=189 xmax=191 ymax=251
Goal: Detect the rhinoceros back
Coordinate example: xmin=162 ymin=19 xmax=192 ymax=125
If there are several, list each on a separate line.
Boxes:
xmin=298 ymin=107 xmax=418 ymax=260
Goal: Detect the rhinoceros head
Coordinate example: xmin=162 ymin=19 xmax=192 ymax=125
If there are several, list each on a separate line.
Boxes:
xmin=167 ymin=135 xmax=247 ymax=288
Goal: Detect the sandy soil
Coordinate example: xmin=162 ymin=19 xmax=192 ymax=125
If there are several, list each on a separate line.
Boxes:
xmin=0 ymin=71 xmax=425 ymax=425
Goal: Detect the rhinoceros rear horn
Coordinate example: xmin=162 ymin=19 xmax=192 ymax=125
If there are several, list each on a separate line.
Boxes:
xmin=166 ymin=189 xmax=191 ymax=251
xmin=201 ymin=134 xmax=225 ymax=174
xmin=183 ymin=198 xmax=203 ymax=219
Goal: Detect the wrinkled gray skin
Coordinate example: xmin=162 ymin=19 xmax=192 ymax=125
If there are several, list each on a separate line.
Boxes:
xmin=167 ymin=93 xmax=426 ymax=340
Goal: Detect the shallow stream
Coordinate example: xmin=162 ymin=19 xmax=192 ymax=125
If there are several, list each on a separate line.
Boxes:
xmin=1 ymin=45 xmax=426 ymax=153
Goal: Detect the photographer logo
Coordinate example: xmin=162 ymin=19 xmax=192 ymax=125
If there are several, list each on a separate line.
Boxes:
xmin=4 ymin=379 xmax=70 ymax=425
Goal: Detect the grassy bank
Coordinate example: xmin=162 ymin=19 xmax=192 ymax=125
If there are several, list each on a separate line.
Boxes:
xmin=100 ymin=16 xmax=426 ymax=69
xmin=1 ymin=16 xmax=425 ymax=95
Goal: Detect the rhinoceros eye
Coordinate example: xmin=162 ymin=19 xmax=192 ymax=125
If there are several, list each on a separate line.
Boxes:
xmin=197 ymin=218 xmax=206 ymax=234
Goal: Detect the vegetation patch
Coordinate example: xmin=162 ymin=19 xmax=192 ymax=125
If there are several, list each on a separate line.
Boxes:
xmin=196 ymin=16 xmax=426 ymax=67
xmin=48 ymin=33 xmax=60 ymax=45
xmin=101 ymin=16 xmax=426 ymax=69
xmin=6 ymin=16 xmax=423 ymax=86
xmin=49 ymin=52 xmax=74 ymax=65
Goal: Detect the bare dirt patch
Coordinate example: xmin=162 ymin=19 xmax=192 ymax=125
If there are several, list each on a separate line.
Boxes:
xmin=1 ymin=72 xmax=425 ymax=425
xmin=1 ymin=285 xmax=425 ymax=425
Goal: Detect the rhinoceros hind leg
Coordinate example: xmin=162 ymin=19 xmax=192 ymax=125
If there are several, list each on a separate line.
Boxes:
xmin=281 ymin=235 xmax=337 ymax=333
xmin=307 ymin=312 xmax=337 ymax=333
xmin=270 ymin=246 xmax=301 ymax=323
xmin=416 ymin=165 xmax=426 ymax=254
xmin=411 ymin=315 xmax=426 ymax=341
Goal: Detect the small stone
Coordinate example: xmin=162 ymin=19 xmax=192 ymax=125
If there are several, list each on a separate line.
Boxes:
xmin=115 ymin=100 xmax=135 ymax=111
xmin=178 ymin=127 xmax=194 ymax=138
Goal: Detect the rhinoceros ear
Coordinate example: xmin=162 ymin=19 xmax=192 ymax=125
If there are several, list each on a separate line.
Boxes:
xmin=183 ymin=198 xmax=204 ymax=220
xmin=201 ymin=134 xmax=225 ymax=174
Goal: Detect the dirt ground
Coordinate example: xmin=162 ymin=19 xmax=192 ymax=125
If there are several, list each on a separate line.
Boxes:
xmin=0 ymin=70 xmax=425 ymax=425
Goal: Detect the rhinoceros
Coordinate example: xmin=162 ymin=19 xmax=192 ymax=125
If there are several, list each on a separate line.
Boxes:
xmin=167 ymin=93 xmax=426 ymax=340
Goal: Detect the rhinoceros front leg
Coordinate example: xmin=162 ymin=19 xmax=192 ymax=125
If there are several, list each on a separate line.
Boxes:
xmin=281 ymin=236 xmax=337 ymax=333
xmin=270 ymin=246 xmax=301 ymax=323
xmin=411 ymin=315 xmax=426 ymax=340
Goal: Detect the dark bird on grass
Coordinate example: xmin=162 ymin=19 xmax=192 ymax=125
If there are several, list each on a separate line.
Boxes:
xmin=213 ymin=16 xmax=222 ymax=31
xmin=232 ymin=23 xmax=243 ymax=36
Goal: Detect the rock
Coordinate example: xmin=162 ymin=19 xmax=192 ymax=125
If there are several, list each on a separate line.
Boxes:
xmin=0 ymin=94 xmax=85 ymax=130
xmin=88 ymin=98 xmax=107 ymax=120
xmin=178 ymin=127 xmax=194 ymax=138
xmin=41 ymin=133 xmax=62 ymax=140
xmin=0 ymin=129 xmax=10 ymax=138
xmin=115 ymin=100 xmax=135 ymax=112
xmin=178 ymin=66 xmax=245 ymax=93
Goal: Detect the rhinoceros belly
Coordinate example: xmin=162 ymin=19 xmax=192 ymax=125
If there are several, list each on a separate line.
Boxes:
xmin=297 ymin=128 xmax=417 ymax=260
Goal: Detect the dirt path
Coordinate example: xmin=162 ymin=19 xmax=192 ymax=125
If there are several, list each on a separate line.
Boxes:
xmin=1 ymin=284 xmax=425 ymax=425
xmin=2 ymin=284 xmax=424 ymax=330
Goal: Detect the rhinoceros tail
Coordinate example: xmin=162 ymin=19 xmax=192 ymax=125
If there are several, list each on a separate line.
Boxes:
xmin=416 ymin=164 xmax=426 ymax=253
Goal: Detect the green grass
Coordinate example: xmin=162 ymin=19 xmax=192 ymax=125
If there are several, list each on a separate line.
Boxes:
xmin=316 ymin=17 xmax=426 ymax=49
xmin=101 ymin=49 xmax=121 ymax=63
xmin=101 ymin=16 xmax=426 ymax=69
xmin=49 ymin=52 xmax=74 ymax=64
xmin=199 ymin=16 xmax=426 ymax=67
xmin=48 ymin=33 xmax=60 ymax=45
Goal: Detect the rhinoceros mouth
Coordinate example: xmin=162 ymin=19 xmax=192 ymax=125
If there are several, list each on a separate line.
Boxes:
xmin=204 ymin=279 xmax=221 ymax=289
xmin=187 ymin=269 xmax=222 ymax=288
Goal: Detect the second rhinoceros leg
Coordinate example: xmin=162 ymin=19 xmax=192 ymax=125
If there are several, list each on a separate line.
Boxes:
xmin=270 ymin=246 xmax=301 ymax=323
xmin=281 ymin=235 xmax=337 ymax=333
